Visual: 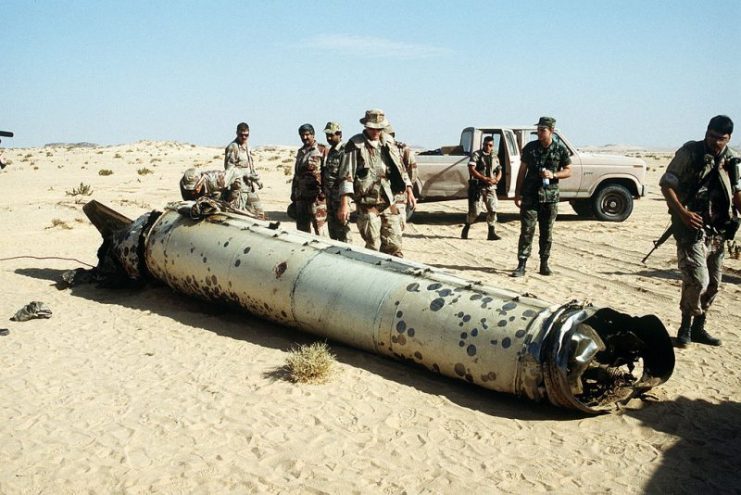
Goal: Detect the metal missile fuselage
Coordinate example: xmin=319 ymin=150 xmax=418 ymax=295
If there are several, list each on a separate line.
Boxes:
xmin=84 ymin=200 xmax=675 ymax=414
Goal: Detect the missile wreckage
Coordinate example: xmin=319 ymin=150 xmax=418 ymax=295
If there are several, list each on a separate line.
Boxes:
xmin=73 ymin=199 xmax=675 ymax=413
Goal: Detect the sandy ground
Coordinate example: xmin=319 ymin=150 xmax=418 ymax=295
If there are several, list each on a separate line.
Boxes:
xmin=0 ymin=141 xmax=739 ymax=494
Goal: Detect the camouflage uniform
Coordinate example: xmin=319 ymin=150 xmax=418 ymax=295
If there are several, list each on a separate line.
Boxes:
xmin=466 ymin=148 xmax=501 ymax=226
xmin=393 ymin=141 xmax=417 ymax=230
xmin=660 ymin=140 xmax=740 ymax=317
xmin=323 ymin=141 xmax=351 ymax=242
xmin=292 ymin=141 xmax=328 ymax=236
xmin=180 ymin=168 xmax=241 ymax=203
xmin=339 ymin=132 xmax=412 ymax=256
xmin=516 ymin=139 xmax=572 ymax=261
xmin=224 ymin=140 xmax=265 ymax=218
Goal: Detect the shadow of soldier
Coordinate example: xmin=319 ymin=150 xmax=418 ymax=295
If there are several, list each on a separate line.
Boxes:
xmin=627 ymin=396 xmax=741 ymax=493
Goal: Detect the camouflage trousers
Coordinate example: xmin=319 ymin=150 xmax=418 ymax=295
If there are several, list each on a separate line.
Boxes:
xmin=356 ymin=204 xmax=403 ymax=256
xmin=394 ymin=193 xmax=408 ymax=231
xmin=466 ymin=188 xmax=498 ymax=226
xmin=232 ymin=189 xmax=265 ymax=220
xmin=327 ymin=199 xmax=352 ymax=242
xmin=677 ymin=234 xmax=725 ymax=317
xmin=295 ymin=198 xmax=328 ymax=237
xmin=517 ymin=201 xmax=558 ymax=260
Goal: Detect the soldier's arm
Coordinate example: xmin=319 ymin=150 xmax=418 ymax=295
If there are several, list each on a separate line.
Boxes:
xmin=494 ymin=161 xmax=503 ymax=184
xmin=336 ymin=146 xmax=357 ymax=223
xmin=224 ymin=144 xmax=238 ymax=170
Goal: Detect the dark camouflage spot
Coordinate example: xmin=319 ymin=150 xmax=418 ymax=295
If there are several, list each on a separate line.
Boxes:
xmin=438 ymin=288 xmax=452 ymax=297
xmin=462 ymin=314 xmax=471 ymax=322
xmin=235 ymin=259 xmax=241 ymax=267
xmin=407 ymin=328 xmax=415 ymax=337
xmin=515 ymin=329 xmax=526 ymax=338
xmin=502 ymin=302 xmax=517 ymax=311
xmin=414 ymin=352 xmax=422 ymax=360
xmin=243 ymin=247 xmax=251 ymax=254
xmin=396 ymin=311 xmax=403 ymax=318
xmin=502 ymin=337 xmax=512 ymax=348
xmin=454 ymin=363 xmax=466 ymax=376
xmin=406 ymin=282 xmax=420 ymax=292
xmin=396 ymin=320 xmax=407 ymax=333
xmin=523 ymin=309 xmax=537 ymax=317
xmin=470 ymin=294 xmax=482 ymax=301
xmin=224 ymin=241 xmax=230 ymax=247
xmin=427 ymin=283 xmax=442 ymax=290
xmin=471 ymin=328 xmax=478 ymax=337
xmin=466 ymin=345 xmax=477 ymax=356
xmin=432 ymin=363 xmax=440 ymax=373
xmin=498 ymin=320 xmax=507 ymax=327
xmin=430 ymin=298 xmax=445 ymax=311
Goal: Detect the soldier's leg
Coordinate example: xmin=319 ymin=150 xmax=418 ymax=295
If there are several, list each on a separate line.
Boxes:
xmin=677 ymin=240 xmax=709 ymax=317
xmin=516 ymin=205 xmax=538 ymax=260
xmin=295 ymin=200 xmax=312 ymax=233
xmin=356 ymin=207 xmax=382 ymax=251
xmin=311 ymin=200 xmax=329 ymax=237
xmin=326 ymin=201 xmax=351 ymax=242
xmin=379 ymin=208 xmax=403 ymax=257
xmin=242 ymin=191 xmax=266 ymax=220
xmin=701 ymin=236 xmax=725 ymax=311
xmin=484 ymin=191 xmax=498 ymax=226
xmin=466 ymin=195 xmax=481 ymax=225
xmin=537 ymin=202 xmax=558 ymax=259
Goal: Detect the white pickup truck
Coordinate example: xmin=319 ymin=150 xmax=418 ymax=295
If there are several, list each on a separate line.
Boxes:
xmin=412 ymin=126 xmax=647 ymax=222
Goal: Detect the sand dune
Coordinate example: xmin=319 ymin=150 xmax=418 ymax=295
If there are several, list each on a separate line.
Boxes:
xmin=1 ymin=142 xmax=739 ymax=494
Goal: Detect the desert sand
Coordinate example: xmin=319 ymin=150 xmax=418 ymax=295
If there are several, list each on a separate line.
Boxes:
xmin=1 ymin=141 xmax=739 ymax=494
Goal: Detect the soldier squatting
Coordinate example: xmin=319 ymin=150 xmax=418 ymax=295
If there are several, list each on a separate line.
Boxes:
xmin=178 ymin=112 xmax=740 ymax=350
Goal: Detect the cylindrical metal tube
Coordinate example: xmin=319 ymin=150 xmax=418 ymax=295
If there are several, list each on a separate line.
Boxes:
xmin=87 ymin=201 xmax=674 ymax=413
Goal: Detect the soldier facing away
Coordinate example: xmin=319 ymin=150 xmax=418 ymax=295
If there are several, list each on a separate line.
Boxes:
xmin=659 ymin=115 xmax=741 ymax=347
xmin=461 ymin=135 xmax=502 ymax=241
xmin=322 ymin=122 xmax=351 ymax=242
xmin=337 ymin=109 xmax=416 ymax=257
xmin=292 ymin=123 xmax=328 ymax=236
xmin=511 ymin=116 xmax=572 ymax=277
xmin=224 ymin=122 xmax=265 ymax=219
xmin=385 ymin=124 xmax=417 ymax=230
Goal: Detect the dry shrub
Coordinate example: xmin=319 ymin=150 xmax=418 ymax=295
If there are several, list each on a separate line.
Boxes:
xmin=66 ymin=182 xmax=93 ymax=196
xmin=47 ymin=218 xmax=72 ymax=230
xmin=137 ymin=167 xmax=153 ymax=175
xmin=98 ymin=169 xmax=113 ymax=176
xmin=284 ymin=342 xmax=336 ymax=384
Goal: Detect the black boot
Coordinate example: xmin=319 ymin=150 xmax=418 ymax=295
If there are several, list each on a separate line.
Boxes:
xmin=539 ymin=257 xmax=552 ymax=276
xmin=487 ymin=225 xmax=501 ymax=241
xmin=690 ymin=313 xmax=721 ymax=346
xmin=511 ymin=259 xmax=527 ymax=277
xmin=461 ymin=223 xmax=470 ymax=239
xmin=676 ymin=313 xmax=692 ymax=346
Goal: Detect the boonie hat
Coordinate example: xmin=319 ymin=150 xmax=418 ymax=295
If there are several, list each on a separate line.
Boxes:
xmin=360 ymin=109 xmax=389 ymax=129
xmin=385 ymin=124 xmax=395 ymax=136
xmin=535 ymin=116 xmax=556 ymax=129
xmin=180 ymin=168 xmax=199 ymax=190
xmin=323 ymin=122 xmax=342 ymax=134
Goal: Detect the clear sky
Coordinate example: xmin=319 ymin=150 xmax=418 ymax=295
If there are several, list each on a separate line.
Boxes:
xmin=3 ymin=0 xmax=740 ymax=149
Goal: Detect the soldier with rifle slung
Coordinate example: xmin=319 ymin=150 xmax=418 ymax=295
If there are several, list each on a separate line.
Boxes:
xmin=659 ymin=115 xmax=741 ymax=347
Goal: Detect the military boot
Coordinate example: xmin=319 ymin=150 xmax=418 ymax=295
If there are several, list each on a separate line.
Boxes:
xmin=676 ymin=326 xmax=692 ymax=346
xmin=511 ymin=259 xmax=527 ymax=277
xmin=487 ymin=225 xmax=501 ymax=241
xmin=461 ymin=223 xmax=471 ymax=240
xmin=690 ymin=314 xmax=722 ymax=346
xmin=539 ymin=257 xmax=552 ymax=276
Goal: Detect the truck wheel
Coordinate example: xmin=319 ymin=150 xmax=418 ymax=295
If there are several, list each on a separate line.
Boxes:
xmin=592 ymin=184 xmax=633 ymax=222
xmin=570 ymin=199 xmax=594 ymax=218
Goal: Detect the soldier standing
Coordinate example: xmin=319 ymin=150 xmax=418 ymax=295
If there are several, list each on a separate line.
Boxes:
xmin=659 ymin=115 xmax=740 ymax=347
xmin=386 ymin=124 xmax=417 ymax=230
xmin=337 ymin=109 xmax=416 ymax=257
xmin=224 ymin=122 xmax=265 ymax=219
xmin=0 ymin=139 xmax=8 ymax=170
xmin=322 ymin=122 xmax=351 ymax=242
xmin=292 ymin=123 xmax=328 ymax=236
xmin=461 ymin=136 xmax=502 ymax=240
xmin=511 ymin=117 xmax=572 ymax=277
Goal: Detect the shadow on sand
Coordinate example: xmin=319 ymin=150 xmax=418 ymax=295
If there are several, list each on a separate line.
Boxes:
xmin=628 ymin=397 xmax=741 ymax=493
xmin=17 ymin=266 xmax=577 ymax=421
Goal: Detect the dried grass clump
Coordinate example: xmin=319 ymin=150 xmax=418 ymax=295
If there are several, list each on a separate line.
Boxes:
xmin=47 ymin=218 xmax=72 ymax=230
xmin=137 ymin=167 xmax=153 ymax=175
xmin=66 ymin=182 xmax=93 ymax=196
xmin=284 ymin=342 xmax=336 ymax=384
xmin=98 ymin=169 xmax=113 ymax=176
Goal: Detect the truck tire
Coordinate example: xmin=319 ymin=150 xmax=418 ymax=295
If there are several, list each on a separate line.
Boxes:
xmin=570 ymin=199 xmax=594 ymax=218
xmin=592 ymin=184 xmax=633 ymax=222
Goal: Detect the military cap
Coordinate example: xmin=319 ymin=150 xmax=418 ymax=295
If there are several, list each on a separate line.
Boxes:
xmin=535 ymin=116 xmax=556 ymax=129
xmin=360 ymin=109 xmax=389 ymax=129
xmin=180 ymin=168 xmax=199 ymax=190
xmin=323 ymin=122 xmax=342 ymax=134
xmin=298 ymin=123 xmax=315 ymax=135
xmin=385 ymin=124 xmax=395 ymax=137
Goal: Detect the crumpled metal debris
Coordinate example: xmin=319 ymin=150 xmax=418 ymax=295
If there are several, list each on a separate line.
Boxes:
xmin=11 ymin=301 xmax=53 ymax=322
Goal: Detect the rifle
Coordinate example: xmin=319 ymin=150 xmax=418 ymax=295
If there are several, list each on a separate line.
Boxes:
xmin=642 ymin=224 xmax=673 ymax=264
xmin=0 ymin=131 xmax=13 ymax=138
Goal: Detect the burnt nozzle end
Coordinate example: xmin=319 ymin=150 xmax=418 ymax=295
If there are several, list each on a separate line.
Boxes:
xmin=543 ymin=306 xmax=675 ymax=414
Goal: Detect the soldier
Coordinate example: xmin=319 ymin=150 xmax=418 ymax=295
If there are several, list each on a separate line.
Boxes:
xmin=322 ymin=122 xmax=351 ymax=242
xmin=461 ymin=136 xmax=502 ymax=240
xmin=659 ymin=115 xmax=740 ymax=347
xmin=292 ymin=123 xmax=328 ymax=236
xmin=511 ymin=117 xmax=572 ymax=277
xmin=0 ymin=139 xmax=8 ymax=170
xmin=386 ymin=124 xmax=417 ymax=230
xmin=179 ymin=167 xmax=241 ymax=203
xmin=337 ymin=109 xmax=416 ymax=256
xmin=224 ymin=122 xmax=265 ymax=219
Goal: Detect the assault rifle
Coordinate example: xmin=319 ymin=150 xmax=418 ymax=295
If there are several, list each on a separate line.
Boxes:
xmin=642 ymin=225 xmax=673 ymax=264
